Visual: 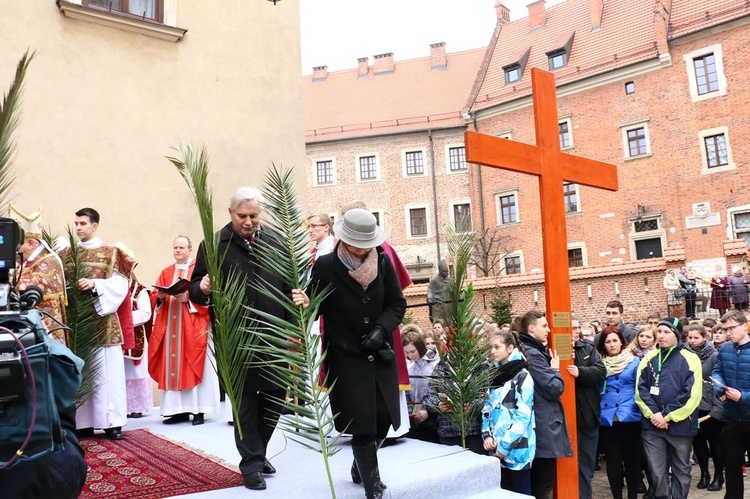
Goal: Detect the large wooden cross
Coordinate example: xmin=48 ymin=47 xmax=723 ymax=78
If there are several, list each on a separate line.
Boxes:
xmin=465 ymin=68 xmax=618 ymax=498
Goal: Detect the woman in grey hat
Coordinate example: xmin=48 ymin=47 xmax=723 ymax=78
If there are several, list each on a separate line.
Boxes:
xmin=308 ymin=208 xmax=407 ymax=499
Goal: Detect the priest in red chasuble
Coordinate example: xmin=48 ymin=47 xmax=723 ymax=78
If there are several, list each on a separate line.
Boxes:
xmin=8 ymin=204 xmax=68 ymax=344
xmin=148 ymin=235 xmax=219 ymax=426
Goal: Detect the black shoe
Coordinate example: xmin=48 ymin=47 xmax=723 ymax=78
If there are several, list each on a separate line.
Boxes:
xmin=163 ymin=413 xmax=190 ymax=425
xmin=76 ymin=427 xmax=94 ymax=438
xmin=697 ymin=470 xmax=710 ymax=489
xmin=243 ymin=471 xmax=266 ymax=490
xmin=262 ymin=459 xmax=276 ymax=474
xmin=192 ymin=413 xmax=204 ymax=426
xmin=707 ymin=474 xmax=724 ymax=491
xmin=104 ymin=427 xmax=123 ymax=440
xmin=127 ymin=412 xmax=143 ymax=419
xmin=644 ymin=487 xmax=655 ymax=499
xmin=638 ymin=479 xmax=647 ymax=493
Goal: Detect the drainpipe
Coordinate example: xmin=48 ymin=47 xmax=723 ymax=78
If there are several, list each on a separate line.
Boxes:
xmin=429 ymin=129 xmax=441 ymax=262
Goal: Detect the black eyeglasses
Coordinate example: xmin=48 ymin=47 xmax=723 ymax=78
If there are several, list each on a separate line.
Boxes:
xmin=721 ymin=324 xmax=745 ymax=334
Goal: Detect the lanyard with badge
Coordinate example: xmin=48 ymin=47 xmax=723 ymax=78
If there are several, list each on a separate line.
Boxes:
xmin=650 ymin=346 xmax=674 ymax=396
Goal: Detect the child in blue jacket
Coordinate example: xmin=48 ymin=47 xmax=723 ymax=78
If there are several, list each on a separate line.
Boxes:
xmin=482 ymin=329 xmax=535 ymax=495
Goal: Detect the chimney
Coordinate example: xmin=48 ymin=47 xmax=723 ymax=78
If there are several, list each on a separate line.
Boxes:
xmin=373 ymin=52 xmax=394 ymax=75
xmin=590 ymin=0 xmax=603 ymax=29
xmin=528 ymin=0 xmax=546 ymax=30
xmin=430 ymin=42 xmax=447 ymax=70
xmin=357 ymin=57 xmax=369 ymax=78
xmin=653 ymin=0 xmax=669 ymax=55
xmin=495 ymin=1 xmax=511 ymax=24
xmin=312 ymin=65 xmax=328 ymax=82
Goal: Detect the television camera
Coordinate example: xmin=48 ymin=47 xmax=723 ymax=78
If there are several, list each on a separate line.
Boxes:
xmin=0 ymin=217 xmax=62 ymax=468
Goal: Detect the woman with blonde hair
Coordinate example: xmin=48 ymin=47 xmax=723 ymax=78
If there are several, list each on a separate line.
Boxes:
xmin=629 ymin=325 xmax=657 ymax=359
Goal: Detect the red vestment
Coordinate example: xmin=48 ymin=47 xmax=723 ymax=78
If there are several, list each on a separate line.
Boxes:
xmin=147 ymin=260 xmax=210 ymax=391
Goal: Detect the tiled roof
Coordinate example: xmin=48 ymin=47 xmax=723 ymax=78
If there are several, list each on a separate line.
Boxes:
xmin=669 ymin=0 xmax=750 ymax=39
xmin=468 ymin=0 xmax=661 ymax=113
xmin=304 ymin=48 xmax=485 ymax=143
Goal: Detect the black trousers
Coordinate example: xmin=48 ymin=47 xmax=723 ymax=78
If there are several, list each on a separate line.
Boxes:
xmin=693 ymin=411 xmax=723 ymax=474
xmin=234 ymin=388 xmax=285 ymax=475
xmin=0 ymin=432 xmax=87 ymax=499
xmin=530 ymin=457 xmax=556 ymax=499
xmin=721 ymin=419 xmax=750 ymax=499
xmin=600 ymin=422 xmax=641 ymax=499
xmin=684 ymin=290 xmax=697 ymax=317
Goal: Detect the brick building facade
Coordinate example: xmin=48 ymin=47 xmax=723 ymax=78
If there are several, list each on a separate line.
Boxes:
xmin=305 ymin=0 xmax=750 ymax=326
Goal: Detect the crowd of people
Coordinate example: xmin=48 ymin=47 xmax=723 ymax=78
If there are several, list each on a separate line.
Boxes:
xmin=11 ymin=194 xmax=750 ymax=499
xmin=402 ymin=300 xmax=750 ymax=499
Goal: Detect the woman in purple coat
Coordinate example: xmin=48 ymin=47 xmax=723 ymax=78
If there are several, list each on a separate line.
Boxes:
xmin=727 ymin=267 xmax=750 ymax=310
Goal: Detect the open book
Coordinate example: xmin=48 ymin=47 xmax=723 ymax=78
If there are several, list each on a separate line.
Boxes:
xmin=153 ymin=278 xmax=189 ymax=296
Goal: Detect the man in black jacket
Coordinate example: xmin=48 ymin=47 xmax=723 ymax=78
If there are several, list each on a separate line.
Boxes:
xmin=567 ymin=319 xmax=606 ymax=499
xmin=189 ymin=186 xmax=288 ymax=491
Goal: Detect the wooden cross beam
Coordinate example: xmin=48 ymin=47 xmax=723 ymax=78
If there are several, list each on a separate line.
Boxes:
xmin=465 ymin=67 xmax=618 ymax=499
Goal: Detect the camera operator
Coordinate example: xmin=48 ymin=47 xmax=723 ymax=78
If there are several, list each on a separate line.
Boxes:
xmin=0 ymin=335 xmax=87 ymax=498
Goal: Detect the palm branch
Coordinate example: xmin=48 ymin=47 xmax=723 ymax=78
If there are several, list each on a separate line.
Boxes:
xmin=0 ymin=51 xmax=34 ymax=210
xmin=167 ymin=142 xmax=256 ymax=439
xmin=430 ymin=229 xmax=496 ymax=448
xmin=243 ymin=165 xmax=340 ymax=497
xmin=61 ymin=227 xmax=106 ymax=407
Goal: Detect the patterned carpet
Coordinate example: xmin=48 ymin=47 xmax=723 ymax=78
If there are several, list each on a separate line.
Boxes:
xmin=79 ymin=429 xmax=243 ymax=498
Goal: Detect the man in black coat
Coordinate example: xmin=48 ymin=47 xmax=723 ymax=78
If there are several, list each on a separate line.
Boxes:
xmin=189 ymin=186 xmax=289 ymax=491
xmin=567 ymin=319 xmax=606 ymax=499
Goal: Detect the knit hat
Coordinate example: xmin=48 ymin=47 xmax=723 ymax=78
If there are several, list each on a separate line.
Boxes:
xmin=657 ymin=317 xmax=682 ymax=337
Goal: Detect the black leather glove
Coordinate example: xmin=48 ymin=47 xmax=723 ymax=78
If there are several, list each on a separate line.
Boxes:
xmin=377 ymin=343 xmax=395 ymax=362
xmin=361 ymin=325 xmax=387 ymax=351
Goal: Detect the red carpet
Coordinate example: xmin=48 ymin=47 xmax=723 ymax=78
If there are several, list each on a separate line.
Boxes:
xmin=79 ymin=429 xmax=243 ymax=498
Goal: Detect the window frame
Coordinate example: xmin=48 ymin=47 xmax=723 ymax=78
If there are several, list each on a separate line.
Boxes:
xmin=313 ymin=158 xmax=336 ymax=186
xmin=684 ymin=44 xmax=727 ymax=103
xmin=450 ymin=200 xmax=472 ymax=233
xmin=559 ymin=115 xmax=573 ymax=150
xmin=563 ymin=182 xmax=580 ymax=214
xmin=627 ymin=214 xmax=666 ymax=261
xmin=495 ymin=189 xmax=520 ymax=226
xmin=502 ymin=251 xmax=524 ymax=276
xmin=446 ymin=145 xmax=468 ymax=173
xmin=619 ymin=118 xmax=652 ymax=160
xmin=58 ymin=0 xmax=184 ymax=41
xmin=699 ymin=126 xmax=735 ymax=174
xmin=402 ymin=149 xmax=426 ymax=177
xmin=567 ymin=242 xmax=587 ymax=268
xmin=83 ymin=0 xmax=165 ymax=23
xmin=406 ymin=205 xmax=430 ymax=240
xmin=625 ymin=81 xmax=635 ymax=94
xmin=728 ymin=205 xmax=750 ymax=246
xmin=356 ymin=153 xmax=380 ymax=182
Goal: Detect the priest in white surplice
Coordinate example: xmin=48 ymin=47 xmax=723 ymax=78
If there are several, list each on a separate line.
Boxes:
xmin=59 ymin=207 xmax=135 ymax=440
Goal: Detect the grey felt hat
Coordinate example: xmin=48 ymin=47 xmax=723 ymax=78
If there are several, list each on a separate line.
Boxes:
xmin=334 ymin=208 xmax=386 ymax=249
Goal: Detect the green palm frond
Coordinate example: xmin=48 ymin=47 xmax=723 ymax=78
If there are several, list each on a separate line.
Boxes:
xmin=167 ymin=142 xmax=256 ymax=439
xmin=0 ymin=51 xmax=34 ymax=209
xmin=60 ymin=227 xmax=105 ymax=407
xmin=430 ymin=229 xmax=496 ymax=448
xmin=244 ymin=165 xmax=339 ymax=497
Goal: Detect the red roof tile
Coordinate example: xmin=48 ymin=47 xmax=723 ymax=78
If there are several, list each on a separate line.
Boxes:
xmin=469 ymin=0 xmax=661 ymax=113
xmin=304 ymin=48 xmax=485 ymax=143
xmin=669 ymin=0 xmax=750 ymax=39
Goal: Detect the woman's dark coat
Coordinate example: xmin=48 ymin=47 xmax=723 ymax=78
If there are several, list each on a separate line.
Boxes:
xmin=312 ymin=244 xmax=407 ymax=434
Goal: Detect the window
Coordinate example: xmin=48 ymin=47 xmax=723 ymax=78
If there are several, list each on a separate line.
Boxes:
xmin=316 ymin=160 xmax=333 ymax=185
xmin=409 ymin=208 xmax=428 ymax=237
xmin=405 ymin=151 xmax=424 ymax=176
xmin=549 ymin=52 xmax=567 ymax=70
xmin=628 ymin=215 xmax=665 ymax=261
xmin=505 ymin=66 xmax=520 ymax=84
xmin=448 ymin=146 xmax=467 ymax=172
xmin=371 ymin=211 xmax=381 ymax=227
xmin=627 ymin=128 xmax=647 ymax=157
xmin=504 ymin=256 xmax=522 ymax=275
xmin=84 ymin=0 xmax=164 ymax=22
xmin=568 ymin=248 xmax=584 ymax=268
xmin=358 ymin=155 xmax=378 ymax=181
xmin=619 ymin=119 xmax=651 ymax=159
xmin=563 ymin=183 xmax=579 ymax=213
xmin=684 ymin=45 xmax=727 ymax=102
xmin=704 ymin=134 xmax=728 ymax=168
xmin=730 ymin=208 xmax=750 ymax=246
xmin=497 ymin=192 xmax=518 ymax=225
xmin=625 ymin=81 xmax=635 ymax=94
xmin=559 ymin=121 xmax=571 ymax=149
xmin=452 ymin=203 xmax=472 ymax=233
xmin=693 ymin=54 xmax=719 ymax=95
xmin=699 ymin=126 xmax=735 ymax=174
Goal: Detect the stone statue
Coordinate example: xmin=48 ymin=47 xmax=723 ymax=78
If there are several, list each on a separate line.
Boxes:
xmin=427 ymin=259 xmax=452 ymax=326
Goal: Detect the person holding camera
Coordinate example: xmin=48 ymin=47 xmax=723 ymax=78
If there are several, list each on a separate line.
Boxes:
xmin=308 ymin=208 xmax=406 ymax=499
